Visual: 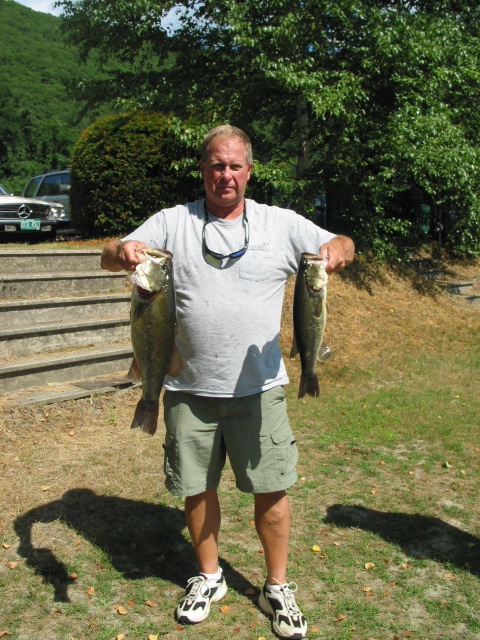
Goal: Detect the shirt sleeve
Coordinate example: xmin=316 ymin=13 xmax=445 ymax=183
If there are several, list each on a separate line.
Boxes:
xmin=121 ymin=210 xmax=168 ymax=249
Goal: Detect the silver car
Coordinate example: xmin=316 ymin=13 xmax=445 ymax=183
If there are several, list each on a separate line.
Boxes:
xmin=23 ymin=169 xmax=71 ymax=215
xmin=0 ymin=182 xmax=68 ymax=238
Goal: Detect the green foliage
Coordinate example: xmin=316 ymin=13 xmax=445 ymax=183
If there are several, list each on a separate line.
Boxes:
xmin=0 ymin=0 xmax=107 ymax=193
xmin=59 ymin=0 xmax=480 ymax=257
xmin=70 ymin=111 xmax=204 ymax=235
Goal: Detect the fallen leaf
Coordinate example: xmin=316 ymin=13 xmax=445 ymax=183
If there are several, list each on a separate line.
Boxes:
xmin=365 ymin=562 xmax=375 ymax=570
xmin=335 ymin=614 xmax=346 ymax=622
xmin=68 ymin=573 xmax=78 ymax=581
xmin=86 ymin=587 xmax=95 ymax=596
xmin=0 ymin=633 xmax=13 ymax=638
xmin=115 ymin=635 xmax=125 ymax=640
xmin=127 ymin=600 xmax=135 ymax=606
xmin=245 ymin=587 xmax=256 ymax=596
xmin=7 ymin=562 xmax=17 ymax=570
xmin=148 ymin=635 xmax=159 ymax=640
xmin=2 ymin=543 xmax=10 ymax=549
xmin=41 ymin=485 xmax=50 ymax=491
xmin=145 ymin=600 xmax=156 ymax=607
xmin=115 ymin=605 xmax=127 ymax=615
xmin=312 ymin=545 xmax=321 ymax=552
xmin=311 ymin=625 xmax=319 ymax=632
xmin=220 ymin=604 xmax=231 ymax=614
xmin=408 ymin=471 xmax=414 ymax=476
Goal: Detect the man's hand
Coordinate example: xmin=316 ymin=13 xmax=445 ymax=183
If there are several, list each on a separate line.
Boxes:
xmin=319 ymin=235 xmax=355 ymax=273
xmin=101 ymin=239 xmax=148 ymax=272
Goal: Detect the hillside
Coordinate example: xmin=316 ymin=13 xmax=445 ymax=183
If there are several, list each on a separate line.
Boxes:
xmin=0 ymin=0 xmax=103 ymax=191
xmin=1 ymin=1 xmax=77 ymax=123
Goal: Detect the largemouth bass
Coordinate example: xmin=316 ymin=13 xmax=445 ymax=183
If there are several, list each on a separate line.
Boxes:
xmin=128 ymin=248 xmax=180 ymax=435
xmin=291 ymin=253 xmax=328 ymax=398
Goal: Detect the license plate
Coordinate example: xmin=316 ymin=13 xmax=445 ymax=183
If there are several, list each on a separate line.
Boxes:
xmin=20 ymin=219 xmax=41 ymax=231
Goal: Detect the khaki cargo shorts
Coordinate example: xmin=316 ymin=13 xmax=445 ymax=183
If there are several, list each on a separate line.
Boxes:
xmin=162 ymin=386 xmax=299 ymax=497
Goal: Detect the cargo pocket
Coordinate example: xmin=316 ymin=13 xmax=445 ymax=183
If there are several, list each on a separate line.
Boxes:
xmin=163 ymin=433 xmax=178 ymax=488
xmin=271 ymin=431 xmax=298 ymax=482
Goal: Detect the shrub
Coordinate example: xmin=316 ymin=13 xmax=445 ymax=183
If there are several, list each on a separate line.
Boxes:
xmin=70 ymin=111 xmax=203 ymax=236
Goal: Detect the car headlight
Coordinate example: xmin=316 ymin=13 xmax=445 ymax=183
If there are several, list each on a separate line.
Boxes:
xmin=47 ymin=204 xmax=66 ymax=219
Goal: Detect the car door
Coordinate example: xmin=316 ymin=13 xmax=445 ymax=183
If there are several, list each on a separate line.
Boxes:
xmin=36 ymin=173 xmax=71 ymax=214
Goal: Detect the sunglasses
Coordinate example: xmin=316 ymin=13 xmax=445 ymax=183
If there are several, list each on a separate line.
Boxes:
xmin=202 ymin=203 xmax=249 ymax=261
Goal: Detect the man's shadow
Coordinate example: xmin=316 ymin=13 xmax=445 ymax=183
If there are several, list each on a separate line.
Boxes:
xmin=14 ymin=488 xmax=256 ymax=602
xmin=325 ymin=504 xmax=480 ymax=577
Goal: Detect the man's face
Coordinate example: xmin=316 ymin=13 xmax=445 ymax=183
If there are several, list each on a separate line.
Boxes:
xmin=200 ymin=136 xmax=252 ymax=214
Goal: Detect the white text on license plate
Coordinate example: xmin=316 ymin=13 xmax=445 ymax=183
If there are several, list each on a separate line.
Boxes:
xmin=20 ymin=220 xmax=41 ymax=231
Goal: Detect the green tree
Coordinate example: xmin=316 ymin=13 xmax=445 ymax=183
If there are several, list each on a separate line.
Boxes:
xmin=71 ymin=111 xmax=204 ymax=236
xmin=59 ymin=0 xmax=480 ymax=256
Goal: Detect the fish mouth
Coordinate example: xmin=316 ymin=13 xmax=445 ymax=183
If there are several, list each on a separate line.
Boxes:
xmin=136 ymin=286 xmax=159 ymax=300
xmin=143 ymin=248 xmax=173 ymax=259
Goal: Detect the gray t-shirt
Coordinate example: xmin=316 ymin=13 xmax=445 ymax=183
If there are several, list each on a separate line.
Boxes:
xmin=123 ymin=198 xmax=335 ymax=397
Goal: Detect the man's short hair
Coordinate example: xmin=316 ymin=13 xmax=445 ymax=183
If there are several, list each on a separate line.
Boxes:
xmin=201 ymin=125 xmax=253 ymax=164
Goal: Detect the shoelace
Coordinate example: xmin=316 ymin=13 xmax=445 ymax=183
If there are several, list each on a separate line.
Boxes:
xmin=272 ymin=580 xmax=302 ymax=618
xmin=184 ymin=575 xmax=210 ymax=603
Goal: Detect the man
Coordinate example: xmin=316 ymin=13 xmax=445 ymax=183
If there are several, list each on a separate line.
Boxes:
xmin=101 ymin=125 xmax=354 ymax=639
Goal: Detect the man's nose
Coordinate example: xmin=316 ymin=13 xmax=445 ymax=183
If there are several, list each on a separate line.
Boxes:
xmin=221 ymin=166 xmax=232 ymax=180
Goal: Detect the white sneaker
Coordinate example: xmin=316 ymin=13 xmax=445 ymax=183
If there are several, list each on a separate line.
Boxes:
xmin=175 ymin=571 xmax=227 ymax=624
xmin=258 ymin=581 xmax=307 ymax=639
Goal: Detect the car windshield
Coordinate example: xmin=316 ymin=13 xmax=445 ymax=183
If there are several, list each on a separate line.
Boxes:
xmin=0 ymin=183 xmax=10 ymax=195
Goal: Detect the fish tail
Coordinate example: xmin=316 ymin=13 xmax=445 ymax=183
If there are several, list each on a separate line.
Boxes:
xmin=130 ymin=399 xmax=159 ymax=435
xmin=298 ymin=373 xmax=320 ymax=399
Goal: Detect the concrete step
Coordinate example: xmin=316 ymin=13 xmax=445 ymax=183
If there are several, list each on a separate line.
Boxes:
xmin=0 ymin=372 xmax=137 ymax=407
xmin=0 ymin=270 xmax=130 ymax=299
xmin=437 ymin=280 xmax=474 ymax=295
xmin=0 ymin=345 xmax=134 ymax=393
xmin=462 ymin=293 xmax=480 ymax=307
xmin=1 ymin=316 xmax=131 ymax=358
xmin=1 ymin=293 xmax=131 ymax=327
xmin=0 ymin=249 xmax=102 ymax=273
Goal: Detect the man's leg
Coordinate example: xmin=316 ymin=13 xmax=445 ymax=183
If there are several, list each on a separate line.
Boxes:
xmin=185 ymin=487 xmax=221 ymax=573
xmin=255 ymin=490 xmax=307 ymax=639
xmin=176 ymin=487 xmax=227 ymax=624
xmin=254 ymin=490 xmax=290 ymax=584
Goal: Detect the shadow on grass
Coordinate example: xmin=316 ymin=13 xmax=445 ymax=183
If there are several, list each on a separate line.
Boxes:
xmin=325 ymin=504 xmax=480 ymax=577
xmin=14 ymin=488 xmax=256 ymax=602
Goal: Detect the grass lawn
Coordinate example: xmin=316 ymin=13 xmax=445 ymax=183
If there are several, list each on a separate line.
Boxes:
xmin=0 ymin=251 xmax=479 ymax=639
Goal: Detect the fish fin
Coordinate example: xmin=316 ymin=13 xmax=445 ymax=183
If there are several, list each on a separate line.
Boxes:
xmin=298 ymin=373 xmax=320 ymax=399
xmin=127 ymin=356 xmax=142 ymax=383
xmin=130 ymin=399 xmax=159 ymax=435
xmin=167 ymin=345 xmax=183 ymax=378
xmin=290 ymin=334 xmax=299 ymax=359
xmin=317 ymin=341 xmax=332 ymax=362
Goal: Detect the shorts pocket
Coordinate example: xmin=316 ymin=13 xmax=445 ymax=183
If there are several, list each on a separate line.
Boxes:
xmin=270 ymin=431 xmax=298 ymax=481
xmin=163 ymin=433 xmax=177 ymax=481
